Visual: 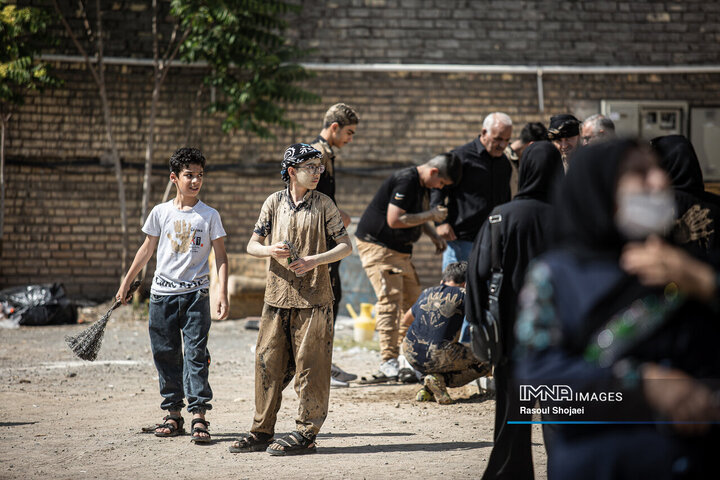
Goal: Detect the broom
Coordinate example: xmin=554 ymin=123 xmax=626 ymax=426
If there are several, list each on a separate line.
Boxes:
xmin=65 ymin=280 xmax=142 ymax=361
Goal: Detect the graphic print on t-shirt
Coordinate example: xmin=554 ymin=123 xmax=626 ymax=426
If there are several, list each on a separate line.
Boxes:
xmin=168 ymin=220 xmax=195 ymax=253
xmin=419 ymin=290 xmax=463 ymax=321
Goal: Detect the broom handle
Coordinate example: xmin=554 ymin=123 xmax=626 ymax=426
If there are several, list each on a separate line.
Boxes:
xmin=111 ymin=280 xmax=142 ymax=311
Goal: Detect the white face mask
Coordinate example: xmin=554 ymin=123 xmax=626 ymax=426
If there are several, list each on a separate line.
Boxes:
xmin=615 ymin=191 xmax=676 ymax=240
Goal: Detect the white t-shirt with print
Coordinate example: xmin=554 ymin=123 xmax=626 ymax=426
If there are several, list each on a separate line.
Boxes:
xmin=143 ymin=200 xmax=226 ymax=295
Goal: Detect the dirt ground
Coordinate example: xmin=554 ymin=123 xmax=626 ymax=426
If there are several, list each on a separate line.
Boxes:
xmin=0 ymin=305 xmax=547 ymax=480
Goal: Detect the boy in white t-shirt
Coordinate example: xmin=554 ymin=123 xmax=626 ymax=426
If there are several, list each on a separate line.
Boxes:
xmin=116 ymin=147 xmax=228 ymax=444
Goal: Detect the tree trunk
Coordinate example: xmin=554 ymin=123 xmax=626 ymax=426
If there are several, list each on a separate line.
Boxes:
xmin=141 ymin=83 xmax=160 ymax=225
xmin=0 ymin=113 xmax=7 ymax=250
xmin=99 ymin=85 xmax=128 ymax=273
xmin=95 ymin=0 xmax=128 ymax=273
xmin=141 ymin=0 xmax=160 ymax=227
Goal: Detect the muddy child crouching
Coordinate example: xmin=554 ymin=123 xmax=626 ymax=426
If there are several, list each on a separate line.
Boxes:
xmin=115 ymin=147 xmax=229 ymax=444
xmin=230 ymin=143 xmax=352 ymax=456
xmin=401 ymin=262 xmax=490 ymax=405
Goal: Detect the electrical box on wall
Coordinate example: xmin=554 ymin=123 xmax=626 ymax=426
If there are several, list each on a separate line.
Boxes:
xmin=690 ymin=108 xmax=720 ymax=181
xmin=601 ymin=100 xmax=688 ymax=140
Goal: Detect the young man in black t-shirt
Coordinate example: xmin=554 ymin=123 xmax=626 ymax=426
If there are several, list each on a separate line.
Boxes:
xmin=355 ymin=153 xmax=462 ymax=382
xmin=309 ymin=103 xmax=359 ymax=388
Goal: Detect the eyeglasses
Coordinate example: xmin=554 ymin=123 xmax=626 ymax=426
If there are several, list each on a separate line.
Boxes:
xmin=299 ymin=164 xmax=325 ymax=174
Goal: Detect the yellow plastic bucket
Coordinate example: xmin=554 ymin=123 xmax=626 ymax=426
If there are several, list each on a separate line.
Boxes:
xmin=347 ymin=302 xmax=376 ymax=342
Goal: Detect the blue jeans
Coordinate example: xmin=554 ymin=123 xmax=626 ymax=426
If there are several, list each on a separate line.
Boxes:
xmin=442 ymin=239 xmax=474 ymax=343
xmin=149 ymin=288 xmax=212 ymax=413
xmin=442 ymin=239 xmax=474 ymax=271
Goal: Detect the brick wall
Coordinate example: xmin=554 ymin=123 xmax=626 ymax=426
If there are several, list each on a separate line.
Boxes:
xmin=35 ymin=1 xmax=720 ymax=65
xmin=4 ymin=0 xmax=720 ymax=299
xmin=4 ymin=62 xmax=720 ymax=299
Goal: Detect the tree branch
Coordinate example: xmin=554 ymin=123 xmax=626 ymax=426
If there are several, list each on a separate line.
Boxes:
xmin=52 ymin=0 xmax=101 ymax=87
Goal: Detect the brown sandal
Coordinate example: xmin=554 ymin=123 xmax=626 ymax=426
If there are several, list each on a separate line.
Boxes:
xmin=229 ymin=432 xmax=274 ymax=453
xmin=266 ymin=431 xmax=317 ymax=456
xmin=154 ymin=415 xmax=185 ymax=437
xmin=190 ymin=418 xmax=211 ymax=444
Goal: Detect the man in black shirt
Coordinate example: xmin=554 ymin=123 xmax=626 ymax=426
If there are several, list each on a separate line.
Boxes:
xmin=431 ymin=112 xmax=513 ymax=271
xmin=356 ymin=153 xmax=462 ymax=381
xmin=309 ymin=103 xmax=359 ymax=387
xmin=430 ymin=112 xmax=513 ymax=343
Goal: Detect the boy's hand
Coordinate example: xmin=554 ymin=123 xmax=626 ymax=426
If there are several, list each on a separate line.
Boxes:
xmin=216 ymin=294 xmax=229 ymax=321
xmin=289 ymin=256 xmax=319 ymax=276
xmin=430 ymin=235 xmax=447 ymax=254
xmin=268 ymin=242 xmax=291 ymax=260
xmin=429 ymin=205 xmax=448 ymax=223
xmin=115 ymin=285 xmax=130 ymax=305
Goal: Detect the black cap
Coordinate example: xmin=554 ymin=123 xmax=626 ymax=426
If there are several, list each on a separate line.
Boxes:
xmin=547 ymin=114 xmax=580 ymax=140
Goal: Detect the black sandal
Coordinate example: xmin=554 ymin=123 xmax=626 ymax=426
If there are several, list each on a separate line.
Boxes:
xmin=190 ymin=418 xmax=211 ymax=444
xmin=266 ymin=431 xmax=317 ymax=456
xmin=154 ymin=415 xmax=185 ymax=437
xmin=229 ymin=432 xmax=274 ymax=453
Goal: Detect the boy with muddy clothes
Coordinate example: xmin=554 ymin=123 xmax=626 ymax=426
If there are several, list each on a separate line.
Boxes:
xmin=115 ymin=147 xmax=229 ymax=444
xmin=401 ymin=262 xmax=489 ymax=405
xmin=230 ymin=143 xmax=352 ymax=456
xmin=309 ymin=103 xmax=358 ymax=387
xmin=355 ymin=153 xmax=462 ymax=383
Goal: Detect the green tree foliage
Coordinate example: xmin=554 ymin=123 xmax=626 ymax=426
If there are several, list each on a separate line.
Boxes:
xmin=171 ymin=0 xmax=319 ymax=139
xmin=0 ymin=1 xmax=59 ymax=241
xmin=0 ymin=2 xmax=58 ymax=108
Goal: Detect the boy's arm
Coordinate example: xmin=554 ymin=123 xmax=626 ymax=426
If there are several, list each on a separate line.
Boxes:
xmin=247 ymin=233 xmax=292 ymax=260
xmin=422 ymin=222 xmax=447 ymax=253
xmin=401 ymin=307 xmax=415 ymax=330
xmin=211 ymin=237 xmax=229 ymax=321
xmin=288 ymin=235 xmax=352 ymax=276
xmin=116 ymin=235 xmax=159 ymax=304
xmin=387 ymin=203 xmax=448 ymax=229
xmin=339 ymin=208 xmax=351 ymax=228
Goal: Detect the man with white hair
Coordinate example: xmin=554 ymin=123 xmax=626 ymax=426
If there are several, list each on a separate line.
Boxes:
xmin=581 ymin=114 xmax=616 ymax=146
xmin=431 ymin=112 xmax=513 ymax=271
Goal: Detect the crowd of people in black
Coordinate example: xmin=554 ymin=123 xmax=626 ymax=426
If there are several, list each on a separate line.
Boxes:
xmin=341 ymin=106 xmax=720 ymax=478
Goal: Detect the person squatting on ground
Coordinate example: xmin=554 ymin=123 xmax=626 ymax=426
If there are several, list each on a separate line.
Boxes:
xmin=401 ymin=261 xmax=490 ymax=405
xmin=465 ymin=141 xmax=564 ymax=480
xmin=309 ymin=103 xmax=359 ymax=388
xmin=115 ymin=147 xmax=229 ymax=444
xmin=355 ymin=153 xmax=462 ymax=382
xmin=229 ymin=143 xmax=351 ymax=456
xmin=514 ymin=139 xmax=720 ymax=479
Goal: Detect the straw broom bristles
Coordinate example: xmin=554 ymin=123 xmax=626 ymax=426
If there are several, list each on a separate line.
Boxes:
xmin=65 ymin=280 xmax=142 ymax=361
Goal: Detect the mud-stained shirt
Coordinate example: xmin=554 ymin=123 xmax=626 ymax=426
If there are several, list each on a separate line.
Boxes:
xmin=253 ymin=189 xmax=348 ymax=308
xmin=406 ymin=284 xmax=465 ymax=364
xmin=143 ymin=200 xmax=226 ymax=296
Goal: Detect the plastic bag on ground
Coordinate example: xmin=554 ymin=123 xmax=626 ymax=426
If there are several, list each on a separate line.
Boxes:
xmin=0 ymin=283 xmax=77 ymax=327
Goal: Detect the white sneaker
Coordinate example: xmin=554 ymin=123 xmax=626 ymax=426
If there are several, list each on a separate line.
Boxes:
xmin=331 ymin=363 xmax=357 ymax=382
xmin=378 ymin=358 xmax=400 ymax=378
xmin=330 ymin=376 xmax=349 ymax=388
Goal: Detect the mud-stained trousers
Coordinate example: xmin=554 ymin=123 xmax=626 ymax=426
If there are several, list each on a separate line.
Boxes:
xmin=251 ymin=303 xmax=334 ymax=439
xmin=357 ymin=239 xmax=422 ymax=362
xmin=402 ymin=337 xmax=489 ymax=387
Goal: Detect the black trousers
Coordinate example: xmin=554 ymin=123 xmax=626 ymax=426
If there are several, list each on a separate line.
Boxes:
xmin=482 ymin=361 xmax=535 ymax=480
xmin=328 ymin=259 xmax=342 ymax=326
